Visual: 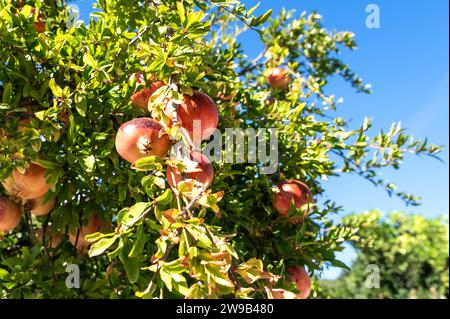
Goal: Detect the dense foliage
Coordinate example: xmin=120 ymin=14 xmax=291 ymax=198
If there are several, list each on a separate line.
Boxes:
xmin=320 ymin=211 xmax=449 ymax=299
xmin=0 ymin=0 xmax=442 ymax=298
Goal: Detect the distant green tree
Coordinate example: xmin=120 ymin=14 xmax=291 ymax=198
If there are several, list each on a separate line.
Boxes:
xmin=319 ymin=211 xmax=449 ymax=299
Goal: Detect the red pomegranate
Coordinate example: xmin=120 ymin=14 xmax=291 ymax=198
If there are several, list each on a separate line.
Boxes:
xmin=165 ymin=92 xmax=219 ymax=145
xmin=288 ymin=266 xmax=311 ymax=299
xmin=271 ymin=266 xmax=311 ymax=299
xmin=34 ymin=20 xmax=45 ymax=33
xmin=115 ymin=117 xmax=170 ymax=164
xmin=12 ymin=163 xmax=51 ymax=200
xmin=272 ymin=180 xmax=314 ymax=218
xmin=0 ymin=197 xmax=21 ymax=233
xmin=29 ymin=195 xmax=56 ymax=216
xmin=167 ymin=151 xmax=214 ymax=189
xmin=131 ymin=81 xmax=166 ymax=110
xmin=267 ymin=67 xmax=291 ymax=90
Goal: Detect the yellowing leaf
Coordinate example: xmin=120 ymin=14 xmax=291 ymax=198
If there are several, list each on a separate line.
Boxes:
xmin=83 ymin=52 xmax=97 ymax=68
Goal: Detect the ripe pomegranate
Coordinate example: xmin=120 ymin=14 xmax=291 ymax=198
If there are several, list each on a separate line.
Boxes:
xmin=12 ymin=163 xmax=51 ymax=200
xmin=267 ymin=67 xmax=291 ymax=90
xmin=68 ymin=214 xmax=107 ymax=253
xmin=29 ymin=195 xmax=56 ymax=216
xmin=270 ymin=267 xmax=311 ymax=299
xmin=36 ymin=228 xmax=62 ymax=248
xmin=34 ymin=20 xmax=45 ymax=33
xmin=165 ymin=92 xmax=219 ymax=145
xmin=0 ymin=197 xmax=21 ymax=233
xmin=167 ymin=151 xmax=214 ymax=189
xmin=288 ymin=266 xmax=311 ymax=299
xmin=131 ymin=81 xmax=166 ymax=109
xmin=115 ymin=117 xmax=170 ymax=164
xmin=272 ymin=180 xmax=314 ymax=218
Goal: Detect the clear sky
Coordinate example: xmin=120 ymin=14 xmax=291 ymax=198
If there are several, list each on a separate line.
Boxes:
xmin=70 ymin=0 xmax=449 ymax=279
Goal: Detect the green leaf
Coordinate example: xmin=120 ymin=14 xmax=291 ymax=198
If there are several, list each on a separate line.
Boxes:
xmin=129 ymin=226 xmax=148 ymax=258
xmin=250 ymin=9 xmax=272 ymax=27
xmin=88 ymin=235 xmax=119 ymax=257
xmin=119 ymin=248 xmax=140 ymax=284
xmin=76 ymin=97 xmax=87 ymax=117
xmin=156 ymin=189 xmax=173 ymax=206
xmin=83 ymin=52 xmax=97 ymax=68
xmin=0 ymin=103 xmax=10 ymax=110
xmin=247 ymin=2 xmax=260 ymax=17
xmin=0 ymin=268 xmax=9 ymax=280
xmin=32 ymin=159 xmax=59 ymax=170
xmin=117 ymin=202 xmax=152 ymax=228
xmin=132 ymin=156 xmax=164 ymax=171
xmin=177 ymin=1 xmax=186 ymax=24
xmin=49 ymin=79 xmax=63 ymax=97
xmin=330 ymin=259 xmax=350 ymax=271
xmin=2 ymin=82 xmax=12 ymax=104
xmin=160 ymin=269 xmax=173 ymax=291
xmin=83 ymin=155 xmax=96 ymax=172
xmin=84 ymin=232 xmax=107 ymax=242
xmin=206 ymin=266 xmax=234 ymax=288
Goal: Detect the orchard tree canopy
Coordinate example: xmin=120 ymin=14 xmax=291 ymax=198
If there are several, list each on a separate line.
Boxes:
xmin=319 ymin=211 xmax=449 ymax=299
xmin=0 ymin=0 xmax=443 ymax=299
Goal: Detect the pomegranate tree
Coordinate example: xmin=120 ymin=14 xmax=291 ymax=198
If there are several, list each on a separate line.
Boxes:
xmin=0 ymin=0 xmax=441 ymax=300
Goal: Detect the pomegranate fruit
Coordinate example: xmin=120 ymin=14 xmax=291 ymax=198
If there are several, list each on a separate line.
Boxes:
xmin=12 ymin=163 xmax=51 ymax=200
xmin=29 ymin=195 xmax=56 ymax=216
xmin=267 ymin=67 xmax=291 ymax=90
xmin=0 ymin=197 xmax=21 ymax=232
xmin=34 ymin=20 xmax=45 ymax=33
xmin=272 ymin=180 xmax=314 ymax=218
xmin=68 ymin=214 xmax=107 ymax=253
xmin=36 ymin=228 xmax=62 ymax=248
xmin=167 ymin=151 xmax=214 ymax=189
xmin=287 ymin=266 xmax=311 ymax=299
xmin=165 ymin=92 xmax=219 ymax=145
xmin=115 ymin=117 xmax=170 ymax=164
xmin=270 ymin=266 xmax=311 ymax=299
xmin=131 ymin=81 xmax=166 ymax=109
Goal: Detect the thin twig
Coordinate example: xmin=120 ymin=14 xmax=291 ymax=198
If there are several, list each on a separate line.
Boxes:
xmin=230 ymin=264 xmax=242 ymax=291
xmin=238 ymin=49 xmax=267 ymax=76
xmin=204 ymin=0 xmax=261 ymax=33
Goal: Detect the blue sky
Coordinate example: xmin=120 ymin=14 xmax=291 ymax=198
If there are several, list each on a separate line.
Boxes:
xmin=70 ymin=0 xmax=449 ymax=279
